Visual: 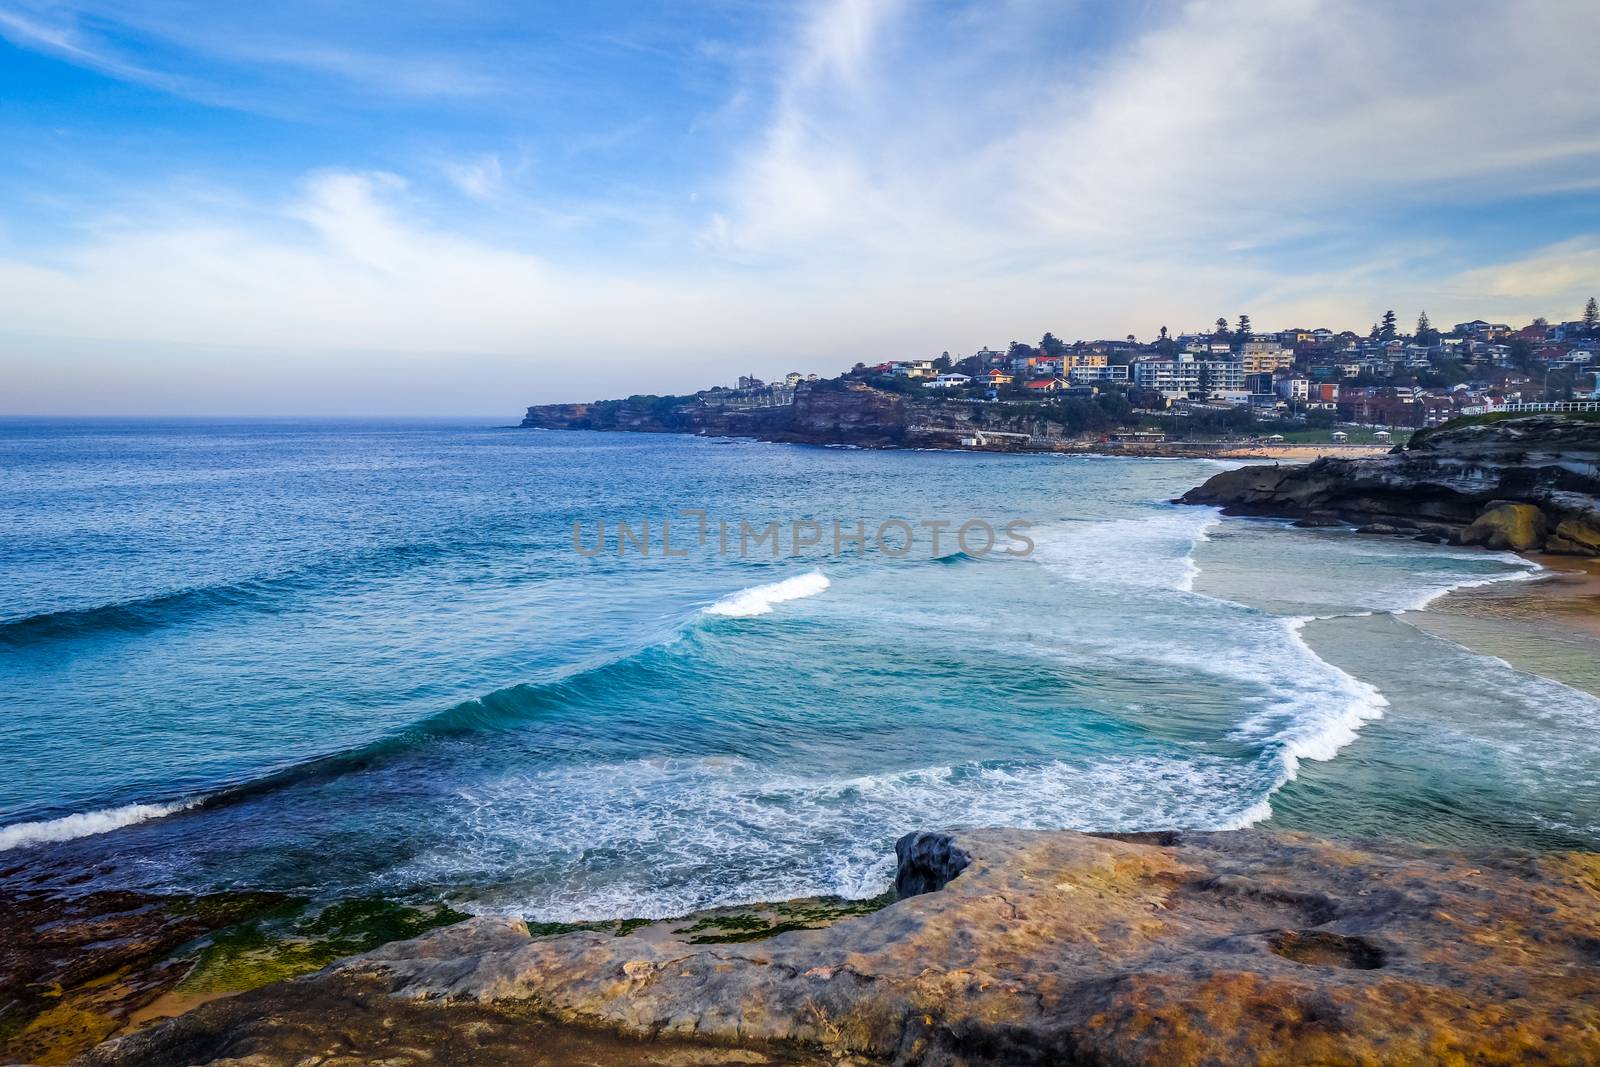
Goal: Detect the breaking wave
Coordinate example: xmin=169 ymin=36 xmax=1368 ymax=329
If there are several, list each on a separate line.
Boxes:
xmin=703 ymin=571 xmax=831 ymax=617
xmin=393 ymin=752 xmax=1283 ymax=922
xmin=0 ymin=799 xmax=198 ymax=851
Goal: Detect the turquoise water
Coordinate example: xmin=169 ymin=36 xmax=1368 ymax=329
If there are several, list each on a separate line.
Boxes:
xmin=2 ymin=419 xmax=1595 ymax=918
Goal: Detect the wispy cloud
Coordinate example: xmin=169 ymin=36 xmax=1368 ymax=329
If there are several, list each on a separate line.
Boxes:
xmin=0 ymin=6 xmax=177 ymax=89
xmin=441 ymin=154 xmax=508 ymax=200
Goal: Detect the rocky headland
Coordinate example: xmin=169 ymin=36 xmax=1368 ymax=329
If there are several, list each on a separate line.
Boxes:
xmin=520 ymin=381 xmax=1339 ymax=457
xmin=1180 ymin=414 xmax=1600 ymax=555
xmin=521 ymin=381 xmax=1061 ymax=451
xmin=60 ymin=827 xmax=1600 ymax=1066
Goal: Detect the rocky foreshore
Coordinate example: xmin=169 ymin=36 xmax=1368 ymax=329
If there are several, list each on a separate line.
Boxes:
xmin=1181 ymin=414 xmax=1600 ymax=555
xmin=520 ymin=381 xmax=1298 ymax=456
xmin=66 ymin=828 xmax=1600 ymax=1066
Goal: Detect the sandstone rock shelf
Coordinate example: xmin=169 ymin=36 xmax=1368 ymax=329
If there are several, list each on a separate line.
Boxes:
xmin=81 ymin=828 xmax=1600 ymax=1066
xmin=1180 ymin=414 xmax=1600 ymax=556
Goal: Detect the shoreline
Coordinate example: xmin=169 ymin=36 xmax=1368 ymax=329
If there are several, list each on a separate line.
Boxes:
xmin=1409 ymin=552 xmax=1600 ymax=697
xmin=1441 ymin=551 xmax=1600 ymax=639
xmin=624 ymin=425 xmax=1396 ymax=461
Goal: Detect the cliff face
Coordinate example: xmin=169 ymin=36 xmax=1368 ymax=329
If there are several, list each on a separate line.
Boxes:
xmin=521 ymin=383 xmax=1079 ymax=451
xmin=86 ymin=828 xmax=1600 ymax=1066
xmin=1181 ymin=415 xmax=1600 ymax=555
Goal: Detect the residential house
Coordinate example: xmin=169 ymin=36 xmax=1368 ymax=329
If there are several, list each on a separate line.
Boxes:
xmin=890 ymin=359 xmax=937 ymax=379
xmin=1453 ymin=320 xmax=1512 ymax=339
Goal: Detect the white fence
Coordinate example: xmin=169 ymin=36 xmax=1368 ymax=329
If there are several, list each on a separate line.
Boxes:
xmin=1458 ymin=400 xmax=1600 ymax=416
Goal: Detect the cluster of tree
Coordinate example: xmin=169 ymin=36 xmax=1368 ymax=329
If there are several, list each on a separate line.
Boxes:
xmin=580 ymin=394 xmax=697 ymax=431
xmin=983 ymin=393 xmax=1138 ymax=434
xmin=860 ymin=374 xmax=932 ymax=396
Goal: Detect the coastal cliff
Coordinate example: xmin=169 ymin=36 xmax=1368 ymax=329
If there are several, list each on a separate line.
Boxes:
xmin=76 ymin=828 xmax=1600 ymax=1066
xmin=522 ymin=382 xmax=1084 ymax=451
xmin=1181 ymin=414 xmax=1600 ymax=554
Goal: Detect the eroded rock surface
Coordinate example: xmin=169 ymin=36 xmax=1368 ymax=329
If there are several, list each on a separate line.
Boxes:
xmin=1181 ymin=414 xmax=1600 ymax=555
xmin=82 ymin=829 xmax=1600 ymax=1066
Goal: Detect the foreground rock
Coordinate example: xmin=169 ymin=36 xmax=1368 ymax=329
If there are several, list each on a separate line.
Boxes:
xmin=0 ymin=883 xmax=464 ymax=1065
xmin=84 ymin=828 xmax=1600 ymax=1066
xmin=1181 ymin=414 xmax=1600 ymax=555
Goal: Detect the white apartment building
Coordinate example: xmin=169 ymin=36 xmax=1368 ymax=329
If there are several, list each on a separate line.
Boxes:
xmin=1068 ymin=364 xmax=1130 ymax=383
xmin=1133 ymin=355 xmax=1246 ymax=401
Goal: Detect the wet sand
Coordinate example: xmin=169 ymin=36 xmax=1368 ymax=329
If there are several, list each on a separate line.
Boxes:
xmin=1412 ymin=553 xmax=1600 ymax=697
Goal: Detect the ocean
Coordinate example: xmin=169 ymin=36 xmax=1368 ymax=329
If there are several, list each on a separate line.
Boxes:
xmin=2 ymin=418 xmax=1596 ymax=920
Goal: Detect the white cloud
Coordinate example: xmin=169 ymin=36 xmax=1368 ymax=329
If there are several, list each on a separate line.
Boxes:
xmin=2 ymin=0 xmax=1599 ymax=413
xmin=709 ymin=0 xmax=1600 ymax=264
xmin=1447 ymin=239 xmax=1600 ymax=316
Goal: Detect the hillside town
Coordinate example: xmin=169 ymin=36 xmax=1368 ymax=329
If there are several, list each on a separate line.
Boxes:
xmin=712 ymin=301 xmax=1600 ymax=433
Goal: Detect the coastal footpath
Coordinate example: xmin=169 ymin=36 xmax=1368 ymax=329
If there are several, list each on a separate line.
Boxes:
xmin=1182 ymin=414 xmax=1600 ymax=555
xmin=59 ymin=828 xmax=1600 ymax=1066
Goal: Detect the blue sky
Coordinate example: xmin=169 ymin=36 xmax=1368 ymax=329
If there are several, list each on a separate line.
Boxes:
xmin=2 ymin=0 xmax=1598 ymax=414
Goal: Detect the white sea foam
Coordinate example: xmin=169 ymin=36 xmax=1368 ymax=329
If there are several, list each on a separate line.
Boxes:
xmin=1399 ymin=561 xmax=1544 ymax=613
xmin=1029 ymin=505 xmax=1392 ymax=826
xmin=1032 ymin=506 xmax=1223 ymax=593
xmin=1177 ymin=512 xmax=1221 ymax=593
xmin=393 ymin=750 xmax=1281 ymax=922
xmin=1255 ymin=617 xmax=1389 ymax=777
xmin=703 ymin=571 xmax=830 ymax=617
xmin=0 ymin=799 xmax=195 ymax=851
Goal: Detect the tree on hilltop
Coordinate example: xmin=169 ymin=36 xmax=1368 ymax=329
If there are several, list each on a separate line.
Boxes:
xmin=1585 ymin=296 xmax=1599 ymax=334
xmin=1415 ymin=311 xmax=1438 ymax=347
xmin=1039 ymin=333 xmax=1067 ymax=357
xmin=1236 ymin=313 xmax=1251 ymax=339
xmin=1214 ymin=317 xmax=1230 ymax=338
xmin=1508 ymin=337 xmax=1537 ymax=374
xmin=1380 ymin=310 xmax=1398 ymax=341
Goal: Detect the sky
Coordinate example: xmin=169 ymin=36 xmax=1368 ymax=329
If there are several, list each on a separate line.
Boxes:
xmin=2 ymin=0 xmax=1599 ymax=415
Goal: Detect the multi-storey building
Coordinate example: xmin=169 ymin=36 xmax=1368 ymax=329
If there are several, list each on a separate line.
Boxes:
xmin=1133 ymin=355 xmax=1246 ymax=401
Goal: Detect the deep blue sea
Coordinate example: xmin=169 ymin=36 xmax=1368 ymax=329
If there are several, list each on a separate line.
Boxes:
xmin=3 ymin=419 xmax=1597 ymax=919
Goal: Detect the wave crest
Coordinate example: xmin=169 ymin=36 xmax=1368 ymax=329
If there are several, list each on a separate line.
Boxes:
xmin=0 ymin=799 xmax=197 ymax=851
xmin=704 ymin=571 xmax=830 ymax=618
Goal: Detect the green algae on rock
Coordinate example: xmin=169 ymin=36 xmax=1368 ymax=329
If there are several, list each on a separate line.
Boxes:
xmin=0 ymin=890 xmax=466 ymax=1065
